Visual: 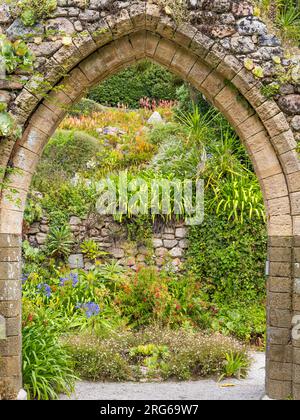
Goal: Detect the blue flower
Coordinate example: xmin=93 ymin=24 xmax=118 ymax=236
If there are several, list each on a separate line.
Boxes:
xmin=70 ymin=272 xmax=79 ymax=287
xmin=59 ymin=277 xmax=69 ymax=287
xmin=22 ymin=274 xmax=29 ymax=284
xmin=37 ymin=283 xmax=51 ymax=298
xmin=77 ymin=302 xmax=100 ymax=318
xmin=60 ymin=272 xmax=79 ymax=287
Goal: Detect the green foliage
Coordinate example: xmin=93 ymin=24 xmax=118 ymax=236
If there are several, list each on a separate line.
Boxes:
xmin=150 ymin=133 xmax=202 ymax=179
xmin=41 ymin=181 xmax=97 ymax=225
xmin=24 ymin=194 xmax=43 ymax=224
xmin=211 ymin=304 xmax=266 ymax=343
xmin=219 ymin=351 xmax=250 ymax=381
xmin=17 ymin=0 xmax=57 ymax=26
xmin=176 ymin=106 xmax=218 ymax=144
xmin=187 ymin=213 xmax=266 ymax=305
xmin=65 ymin=336 xmax=131 ymax=382
xmin=46 ymin=225 xmax=73 ymax=260
xmin=88 ymin=60 xmax=182 ymax=108
xmin=69 ymin=98 xmax=105 ymax=117
xmin=260 ymin=82 xmax=280 ymax=98
xmin=0 ymin=35 xmax=34 ymax=74
xmin=255 ymin=0 xmax=300 ymax=45
xmin=0 ymin=110 xmax=21 ymax=138
xmin=211 ymin=176 xmax=266 ymax=223
xmin=276 ymin=0 xmax=300 ymax=43
xmin=22 ymin=322 xmax=76 ymax=400
xmin=126 ymin=216 xmax=153 ymax=244
xmin=23 ymin=240 xmax=45 ymax=264
xmin=32 ymin=129 xmax=100 ymax=189
xmin=81 ymin=240 xmax=107 ymax=261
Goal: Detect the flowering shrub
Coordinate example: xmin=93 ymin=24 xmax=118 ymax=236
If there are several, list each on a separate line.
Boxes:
xmin=64 ymin=327 xmax=249 ymax=382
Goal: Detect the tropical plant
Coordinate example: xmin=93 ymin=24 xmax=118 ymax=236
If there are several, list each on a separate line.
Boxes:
xmin=46 ymin=225 xmax=73 ymax=260
xmin=176 ymin=105 xmax=218 ymax=145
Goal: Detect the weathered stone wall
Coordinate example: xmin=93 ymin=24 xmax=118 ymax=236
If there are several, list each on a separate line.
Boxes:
xmin=0 ymin=0 xmax=300 ymax=400
xmin=0 ymin=0 xmax=299 ymax=140
xmin=25 ymin=215 xmax=188 ymax=272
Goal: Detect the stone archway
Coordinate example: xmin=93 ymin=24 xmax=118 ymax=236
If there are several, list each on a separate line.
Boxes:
xmin=0 ymin=0 xmax=300 ymax=400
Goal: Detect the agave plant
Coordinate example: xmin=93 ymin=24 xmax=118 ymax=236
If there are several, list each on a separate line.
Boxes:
xmin=46 ymin=225 xmax=74 ymax=260
xmin=176 ymin=105 xmax=218 ymax=144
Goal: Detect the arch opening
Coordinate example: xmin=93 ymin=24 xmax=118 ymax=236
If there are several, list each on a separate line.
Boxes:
xmin=0 ymin=6 xmax=299 ymax=400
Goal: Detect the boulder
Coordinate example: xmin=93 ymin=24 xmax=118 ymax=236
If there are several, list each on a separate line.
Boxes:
xmin=109 ymin=248 xmax=125 ymax=259
xmin=70 ymin=216 xmax=82 ymax=225
xmin=147 ymin=111 xmax=164 ymax=125
xmin=152 ymin=238 xmax=163 ymax=248
xmin=68 ymin=254 xmax=84 ymax=269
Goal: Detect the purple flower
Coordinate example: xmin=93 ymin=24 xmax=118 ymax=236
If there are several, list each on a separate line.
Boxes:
xmin=60 ymin=272 xmax=79 ymax=288
xmin=77 ymin=302 xmax=100 ymax=318
xmin=37 ymin=283 xmax=51 ymax=298
xmin=22 ymin=274 xmax=29 ymax=284
xmin=59 ymin=277 xmax=69 ymax=287
xmin=70 ymin=272 xmax=79 ymax=287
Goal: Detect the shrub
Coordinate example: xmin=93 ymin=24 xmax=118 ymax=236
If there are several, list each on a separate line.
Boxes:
xmin=64 ymin=328 xmax=249 ymax=382
xmin=33 ymin=129 xmax=100 ymax=188
xmin=150 ymin=133 xmax=201 ymax=179
xmin=81 ymin=239 xmax=107 ymax=261
xmin=41 ymin=181 xmax=96 ymax=224
xmin=24 ymin=193 xmax=43 ymax=224
xmin=88 ymin=60 xmax=182 ymax=108
xmin=68 ymin=99 xmax=105 ymax=117
xmin=64 ymin=335 xmax=132 ymax=382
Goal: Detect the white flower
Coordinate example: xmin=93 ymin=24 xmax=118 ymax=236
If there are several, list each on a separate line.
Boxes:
xmin=86 ymin=159 xmax=97 ymax=169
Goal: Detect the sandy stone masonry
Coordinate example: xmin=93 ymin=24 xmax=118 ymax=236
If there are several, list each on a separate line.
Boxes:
xmin=0 ymin=0 xmax=300 ymax=399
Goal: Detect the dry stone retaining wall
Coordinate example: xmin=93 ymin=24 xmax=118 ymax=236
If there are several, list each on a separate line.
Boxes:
xmin=25 ymin=215 xmax=188 ymax=271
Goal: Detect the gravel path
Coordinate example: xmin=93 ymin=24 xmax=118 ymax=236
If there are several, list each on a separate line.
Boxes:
xmin=61 ymin=352 xmax=266 ymax=401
